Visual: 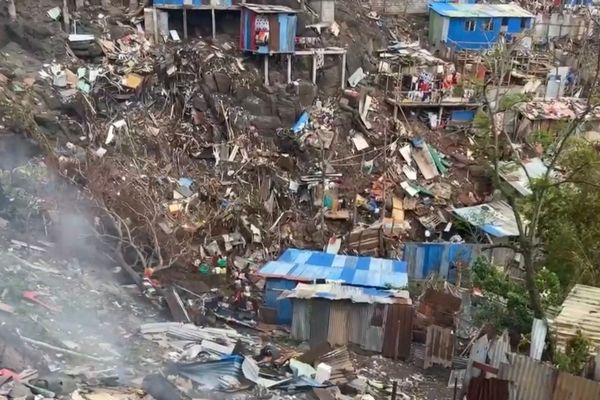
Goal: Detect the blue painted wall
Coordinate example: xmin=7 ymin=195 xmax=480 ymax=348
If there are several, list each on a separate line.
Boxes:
xmin=403 ymin=243 xmax=478 ymax=282
xmin=444 ymin=15 xmax=532 ymax=50
xmin=264 ymin=278 xmax=298 ymax=324
xmin=451 ymin=110 xmax=476 ymax=122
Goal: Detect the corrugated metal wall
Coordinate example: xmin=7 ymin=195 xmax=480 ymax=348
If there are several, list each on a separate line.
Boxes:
xmin=291 ymin=299 xmax=310 ymax=341
xmin=309 ymin=299 xmax=330 ymax=348
xmin=402 ymin=243 xmax=518 ymax=281
xmin=264 ymin=278 xmax=298 ymax=324
xmin=328 ymin=302 xmax=351 ymax=346
xmin=497 ymin=353 xmax=556 ymax=400
xmin=552 ymin=372 xmax=600 ymax=400
xmin=291 ymin=300 xmax=388 ymax=353
xmin=424 ymin=325 xmax=454 ymax=368
xmin=382 ymin=304 xmax=413 ymax=360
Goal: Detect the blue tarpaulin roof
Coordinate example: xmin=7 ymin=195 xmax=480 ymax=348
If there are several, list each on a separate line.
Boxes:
xmin=259 ymin=248 xmax=408 ymax=289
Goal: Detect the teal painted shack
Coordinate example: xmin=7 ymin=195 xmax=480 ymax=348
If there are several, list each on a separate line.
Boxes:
xmin=428 ymin=3 xmax=534 ymax=50
xmin=240 ymin=3 xmax=299 ymax=54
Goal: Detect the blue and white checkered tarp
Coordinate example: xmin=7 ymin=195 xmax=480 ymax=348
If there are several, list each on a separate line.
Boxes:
xmin=259 ymin=248 xmax=408 ymax=289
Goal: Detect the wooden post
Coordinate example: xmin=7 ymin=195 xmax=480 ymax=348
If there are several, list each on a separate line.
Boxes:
xmin=153 ymin=7 xmax=159 ymax=44
xmin=264 ymin=55 xmax=269 ymax=86
xmin=381 ymin=126 xmax=387 ymax=222
xmin=341 ymin=52 xmax=347 ymax=89
xmin=391 ymin=381 xmax=398 ymax=400
xmin=287 ymin=54 xmax=292 ymax=83
xmin=62 ymin=0 xmax=70 ymax=32
xmin=211 ymin=7 xmax=216 ymax=39
xmin=183 ymin=7 xmax=188 ymax=40
xmin=312 ymin=52 xmax=317 ymax=84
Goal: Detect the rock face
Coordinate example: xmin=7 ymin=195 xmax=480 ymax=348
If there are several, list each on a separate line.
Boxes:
xmin=297 ymin=81 xmax=317 ymax=108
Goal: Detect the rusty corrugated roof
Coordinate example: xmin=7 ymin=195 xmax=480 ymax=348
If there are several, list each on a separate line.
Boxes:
xmin=552 ymin=284 xmax=600 ymax=350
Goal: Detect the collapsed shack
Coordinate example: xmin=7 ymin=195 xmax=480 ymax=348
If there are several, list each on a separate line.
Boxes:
xmin=510 ymin=97 xmax=600 ymax=139
xmin=282 ymin=282 xmax=413 ymax=359
xmin=414 ymin=279 xmax=463 ymax=370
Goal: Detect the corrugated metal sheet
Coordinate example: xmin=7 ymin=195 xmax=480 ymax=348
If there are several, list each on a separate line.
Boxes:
xmin=467 ymin=376 xmax=509 ymax=400
xmin=430 ymin=3 xmax=534 ymax=18
xmin=498 ymin=158 xmax=549 ymax=197
xmin=259 ymin=248 xmax=408 ymax=289
xmin=424 ymin=325 xmax=454 ymax=368
xmin=175 ymin=355 xmax=243 ymax=389
xmin=452 ymin=201 xmax=519 ymax=237
xmin=552 ymin=372 xmax=600 ymax=400
xmin=552 ymin=284 xmax=600 ymax=350
xmin=348 ymin=304 xmax=369 ymax=347
xmin=291 ymin=299 xmax=310 ymax=341
xmin=263 ymin=278 xmax=298 ymax=324
xmin=309 ymin=299 xmax=330 ymax=348
xmin=529 ymin=319 xmax=547 ymax=361
xmin=327 ymin=302 xmax=350 ymax=346
xmin=317 ymin=346 xmax=356 ymax=385
xmin=488 ymin=331 xmax=510 ymax=370
xmin=281 ymin=282 xmax=407 ymax=304
xmin=242 ymin=4 xmax=299 ymax=13
xmin=382 ymin=304 xmax=413 ymax=360
xmin=497 ymin=353 xmax=556 ymax=400
xmin=402 ymin=242 xmax=519 ymax=281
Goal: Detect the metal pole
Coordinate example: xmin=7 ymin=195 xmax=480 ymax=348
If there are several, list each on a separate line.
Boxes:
xmin=287 ymin=54 xmax=292 ymax=83
xmin=183 ymin=7 xmax=188 ymax=40
xmin=211 ymin=7 xmax=216 ymax=39
xmin=312 ymin=52 xmax=317 ymax=84
xmin=453 ymin=377 xmax=458 ymax=400
xmin=341 ymin=52 xmax=347 ymax=89
xmin=264 ymin=55 xmax=269 ymax=86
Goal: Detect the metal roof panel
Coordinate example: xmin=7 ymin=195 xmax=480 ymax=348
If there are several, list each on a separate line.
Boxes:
xmin=259 ymin=249 xmax=408 ymax=288
xmin=429 ymin=3 xmax=533 ymax=18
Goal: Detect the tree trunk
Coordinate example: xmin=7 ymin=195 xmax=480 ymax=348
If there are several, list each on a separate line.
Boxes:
xmin=523 ymin=249 xmax=544 ymax=319
xmin=8 ymin=0 xmax=16 ymax=21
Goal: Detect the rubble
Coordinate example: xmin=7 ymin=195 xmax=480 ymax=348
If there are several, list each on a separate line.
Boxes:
xmin=6 ymin=0 xmax=598 ymax=398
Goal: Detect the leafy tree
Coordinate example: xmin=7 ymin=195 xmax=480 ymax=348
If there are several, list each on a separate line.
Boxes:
xmin=556 ymin=330 xmax=594 ymax=374
xmin=474 ymin=31 xmax=600 ymax=319
xmin=471 ymin=257 xmax=562 ymax=335
xmin=537 ymin=140 xmax=600 ymax=287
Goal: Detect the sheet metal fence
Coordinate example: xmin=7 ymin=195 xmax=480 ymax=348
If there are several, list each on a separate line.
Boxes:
xmin=402 ymin=242 xmax=519 ymax=281
xmin=473 ymin=352 xmax=600 ymax=400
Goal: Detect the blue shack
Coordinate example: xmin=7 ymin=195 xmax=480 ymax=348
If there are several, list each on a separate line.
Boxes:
xmin=240 ymin=3 xmax=299 ymax=54
xmin=428 ymin=3 xmax=534 ymax=50
xmin=258 ymin=248 xmax=408 ymax=324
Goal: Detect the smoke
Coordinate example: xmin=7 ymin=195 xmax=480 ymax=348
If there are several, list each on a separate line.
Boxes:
xmin=0 ymin=133 xmax=159 ymax=382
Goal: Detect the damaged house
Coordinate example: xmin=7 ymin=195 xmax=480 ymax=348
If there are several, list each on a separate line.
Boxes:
xmin=258 ymin=248 xmax=408 ymax=324
xmin=511 ymin=98 xmax=600 ymax=138
xmin=281 ymin=283 xmax=413 ymax=359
